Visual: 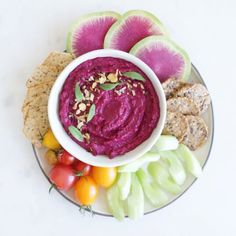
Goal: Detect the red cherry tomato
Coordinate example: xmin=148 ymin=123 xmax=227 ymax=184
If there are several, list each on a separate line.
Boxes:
xmin=73 ymin=160 xmax=91 ymax=176
xmin=57 ymin=150 xmax=75 ymax=165
xmin=49 ymin=164 xmax=76 ymax=191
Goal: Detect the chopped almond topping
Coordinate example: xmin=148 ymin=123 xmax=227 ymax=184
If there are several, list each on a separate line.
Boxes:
xmin=90 ymin=93 xmax=94 ymax=101
xmin=98 ymin=76 xmax=106 ymax=84
xmin=79 ymin=103 xmax=86 ymax=111
xmin=72 ymin=102 xmax=78 ymax=110
xmin=77 ymin=122 xmax=84 ymax=129
xmin=92 ymin=82 xmax=97 ymax=89
xmin=75 ymin=109 xmax=81 ymax=115
xmin=107 ymin=73 xmax=118 ymax=83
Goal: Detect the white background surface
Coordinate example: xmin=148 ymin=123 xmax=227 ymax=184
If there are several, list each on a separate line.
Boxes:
xmin=0 ymin=0 xmax=235 ymax=235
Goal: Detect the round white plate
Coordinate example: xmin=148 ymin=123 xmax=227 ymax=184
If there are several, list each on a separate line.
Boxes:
xmin=33 ymin=64 xmax=214 ymax=217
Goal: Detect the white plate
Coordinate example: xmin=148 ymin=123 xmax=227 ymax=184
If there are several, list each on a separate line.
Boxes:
xmin=33 ymin=64 xmax=214 ymax=217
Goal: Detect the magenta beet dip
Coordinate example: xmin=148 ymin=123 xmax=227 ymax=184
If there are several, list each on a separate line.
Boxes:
xmin=59 ymin=57 xmax=160 ymax=158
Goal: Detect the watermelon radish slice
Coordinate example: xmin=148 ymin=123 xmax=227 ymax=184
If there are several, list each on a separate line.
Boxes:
xmin=104 ymin=10 xmax=168 ymax=52
xmin=67 ymin=12 xmax=120 ymax=57
xmin=130 ymin=36 xmax=191 ymax=82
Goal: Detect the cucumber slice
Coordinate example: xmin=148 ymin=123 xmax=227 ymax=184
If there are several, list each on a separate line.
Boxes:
xmin=148 ymin=162 xmax=181 ymax=194
xmin=118 ymin=152 xmax=160 ymax=173
xmin=160 ymin=151 xmax=186 ymax=185
xmin=127 ymin=174 xmax=144 ymax=220
xmin=175 ymin=144 xmax=202 ymax=178
xmin=155 ymin=135 xmax=179 ymax=151
xmin=137 ymin=169 xmax=168 ymax=207
xmin=117 ymin=172 xmax=131 ymax=200
xmin=107 ymin=184 xmax=125 ymax=221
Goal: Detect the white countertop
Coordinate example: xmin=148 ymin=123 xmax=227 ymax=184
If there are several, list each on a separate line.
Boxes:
xmin=0 ymin=0 xmax=236 ymax=235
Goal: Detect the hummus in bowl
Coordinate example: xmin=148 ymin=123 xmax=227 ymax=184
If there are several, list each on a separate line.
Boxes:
xmin=48 ymin=49 xmax=166 ymax=167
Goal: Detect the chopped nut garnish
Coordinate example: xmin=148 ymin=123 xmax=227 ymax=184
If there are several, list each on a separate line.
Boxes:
xmin=76 ymin=109 xmax=81 ymax=115
xmin=84 ymin=133 xmax=90 ymax=142
xmin=133 ymin=83 xmax=138 ymax=87
xmin=92 ymin=82 xmax=97 ymax=89
xmin=77 ymin=121 xmax=84 ymax=129
xmin=79 ymin=103 xmax=86 ymax=111
xmin=82 ymin=85 xmax=86 ymax=89
xmin=84 ymin=89 xmax=90 ymax=98
xmin=87 ymin=103 xmax=91 ymax=107
xmin=98 ymin=76 xmax=106 ymax=84
xmin=107 ymin=73 xmax=118 ymax=83
xmin=90 ymin=93 xmax=95 ymax=101
xmin=88 ymin=76 xmax=94 ymax=81
xmin=127 ymin=83 xmax=132 ymax=89
xmin=72 ymin=102 xmax=78 ymax=110
xmin=139 ymin=82 xmax=144 ymax=89
xmin=131 ymin=90 xmax=136 ymax=96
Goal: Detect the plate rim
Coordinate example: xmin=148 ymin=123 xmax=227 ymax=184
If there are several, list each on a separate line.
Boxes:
xmin=33 ymin=63 xmax=214 ymax=218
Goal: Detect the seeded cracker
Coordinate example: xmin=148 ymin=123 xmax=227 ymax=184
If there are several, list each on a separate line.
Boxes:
xmin=22 ymin=51 xmax=74 ymax=144
xmin=162 ymin=78 xmax=187 ymax=99
xmin=162 ymin=112 xmax=188 ymax=142
xmin=167 ymin=97 xmax=200 ymax=115
xmin=176 ymin=83 xmax=211 ymax=114
xmin=182 ymin=115 xmax=208 ymax=150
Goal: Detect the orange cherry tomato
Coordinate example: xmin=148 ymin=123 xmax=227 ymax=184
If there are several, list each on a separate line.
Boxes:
xmin=74 ymin=176 xmax=98 ymax=205
xmin=92 ymin=167 xmax=117 ymax=188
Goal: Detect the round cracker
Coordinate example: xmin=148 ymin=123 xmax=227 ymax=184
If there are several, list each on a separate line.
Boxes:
xmin=176 ymin=83 xmax=211 ymax=114
xmin=162 ymin=78 xmax=187 ymax=99
xmin=162 ymin=112 xmax=188 ymax=142
xmin=167 ymin=97 xmax=200 ymax=115
xmin=182 ymin=115 xmax=208 ymax=150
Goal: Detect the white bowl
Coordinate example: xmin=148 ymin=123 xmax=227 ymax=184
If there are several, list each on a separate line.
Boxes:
xmin=48 ymin=49 xmax=166 ymax=167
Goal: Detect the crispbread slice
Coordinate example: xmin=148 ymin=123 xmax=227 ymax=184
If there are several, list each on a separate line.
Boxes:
xmin=167 ymin=97 xmax=200 ymax=115
xmin=42 ymin=51 xmax=74 ymax=68
xmin=23 ymin=105 xmax=49 ymax=144
xmin=182 ymin=115 xmax=208 ymax=150
xmin=162 ymin=112 xmax=188 ymax=142
xmin=176 ymin=83 xmax=210 ymax=114
xmin=162 ymin=77 xmax=187 ymax=99
xmin=26 ymin=65 xmax=60 ymax=88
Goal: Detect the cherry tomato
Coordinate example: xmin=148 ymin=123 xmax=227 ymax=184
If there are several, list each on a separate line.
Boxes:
xmin=74 ymin=176 xmax=98 ymax=205
xmin=58 ymin=150 xmax=75 ymax=165
xmin=42 ymin=129 xmax=61 ymax=150
xmin=92 ymin=167 xmax=117 ymax=188
xmin=49 ymin=164 xmax=76 ymax=191
xmin=73 ymin=160 xmax=91 ymax=176
xmin=44 ymin=150 xmax=58 ymax=165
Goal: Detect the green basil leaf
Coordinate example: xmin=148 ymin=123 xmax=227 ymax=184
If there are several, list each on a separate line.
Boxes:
xmin=123 ymin=72 xmax=145 ymax=81
xmin=75 ymin=83 xmax=84 ymax=102
xmin=87 ymin=104 xmax=96 ymax=122
xmin=99 ymin=83 xmax=120 ymax=91
xmin=68 ymin=125 xmax=84 ymax=142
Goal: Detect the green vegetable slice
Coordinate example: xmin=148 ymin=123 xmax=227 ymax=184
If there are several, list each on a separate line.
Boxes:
xmin=159 ymin=151 xmax=186 ymax=185
xmin=175 ymin=144 xmax=202 ymax=178
xmin=87 ymin=104 xmax=96 ymax=122
xmin=123 ymin=72 xmax=145 ymax=81
xmin=155 ymin=135 xmax=179 ymax=151
xmin=127 ymin=174 xmax=144 ymax=220
xmin=75 ymin=83 xmax=84 ymax=102
xmin=99 ymin=83 xmax=120 ymax=90
xmin=117 ymin=172 xmax=131 ymax=200
xmin=148 ymin=162 xmax=181 ymax=194
xmin=136 ymin=169 xmax=168 ymax=207
xmin=68 ymin=125 xmax=84 ymax=142
xmin=107 ymin=184 xmax=125 ymax=221
xmin=118 ymin=152 xmax=160 ymax=173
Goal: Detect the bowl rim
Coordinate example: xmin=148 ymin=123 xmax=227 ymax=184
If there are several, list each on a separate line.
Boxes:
xmin=48 ymin=49 xmax=166 ymax=167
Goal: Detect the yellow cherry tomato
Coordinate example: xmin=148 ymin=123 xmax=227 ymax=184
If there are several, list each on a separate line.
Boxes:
xmin=44 ymin=149 xmax=58 ymax=165
xmin=92 ymin=167 xmax=117 ymax=188
xmin=74 ymin=176 xmax=98 ymax=205
xmin=42 ymin=129 xmax=61 ymax=150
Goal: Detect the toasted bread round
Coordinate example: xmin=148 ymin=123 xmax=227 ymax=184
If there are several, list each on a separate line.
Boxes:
xmin=176 ymin=83 xmax=210 ymax=114
xmin=182 ymin=115 xmax=208 ymax=150
xmin=167 ymin=97 xmax=200 ymax=115
xmin=162 ymin=78 xmax=187 ymax=99
xmin=162 ymin=112 xmax=188 ymax=142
